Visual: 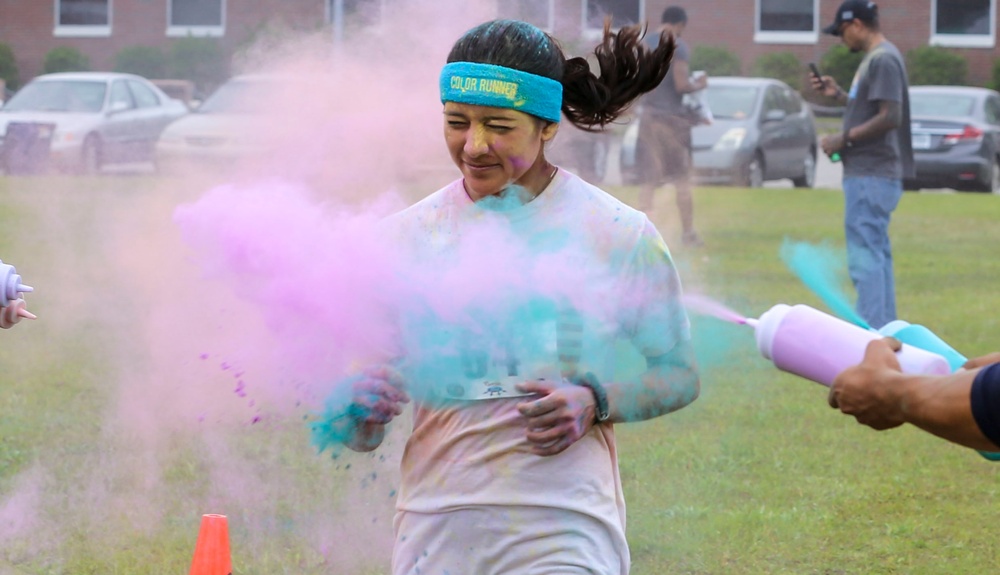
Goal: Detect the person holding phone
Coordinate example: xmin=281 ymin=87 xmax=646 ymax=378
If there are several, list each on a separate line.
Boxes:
xmin=810 ymin=0 xmax=913 ymax=331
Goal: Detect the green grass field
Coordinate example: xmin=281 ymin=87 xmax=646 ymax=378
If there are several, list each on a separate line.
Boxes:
xmin=0 ymin=175 xmax=998 ymax=574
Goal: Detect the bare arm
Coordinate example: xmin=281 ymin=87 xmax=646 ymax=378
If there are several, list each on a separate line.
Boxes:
xmin=824 ymin=100 xmax=901 ymax=154
xmin=515 ymin=339 xmax=699 ymax=457
xmin=606 ymin=338 xmax=700 ymax=422
xmin=671 ymin=59 xmax=708 ymax=94
xmin=830 ymin=339 xmax=1000 ymax=451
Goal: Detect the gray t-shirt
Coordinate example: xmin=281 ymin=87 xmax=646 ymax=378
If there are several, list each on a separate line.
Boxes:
xmin=841 ymin=40 xmax=914 ymax=179
xmin=643 ymin=37 xmax=690 ymax=116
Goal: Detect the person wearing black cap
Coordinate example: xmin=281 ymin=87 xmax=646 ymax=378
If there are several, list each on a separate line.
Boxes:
xmin=811 ymin=0 xmax=913 ymax=331
xmin=636 ymin=6 xmax=709 ymax=247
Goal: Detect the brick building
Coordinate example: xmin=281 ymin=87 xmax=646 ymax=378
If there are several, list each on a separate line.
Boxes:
xmin=0 ymin=0 xmax=997 ymax=89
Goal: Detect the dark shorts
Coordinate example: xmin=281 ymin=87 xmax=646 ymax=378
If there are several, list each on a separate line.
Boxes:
xmin=636 ymin=111 xmax=693 ymax=186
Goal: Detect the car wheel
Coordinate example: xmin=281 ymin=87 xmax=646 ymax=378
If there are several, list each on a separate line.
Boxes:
xmin=985 ymin=158 xmax=1000 ymax=194
xmin=81 ymin=135 xmax=102 ymax=175
xmin=741 ymin=152 xmax=764 ymax=188
xmin=792 ymin=150 xmax=816 ymax=188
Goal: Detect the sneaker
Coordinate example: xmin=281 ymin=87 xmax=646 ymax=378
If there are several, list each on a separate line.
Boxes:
xmin=681 ymin=231 xmax=704 ymax=247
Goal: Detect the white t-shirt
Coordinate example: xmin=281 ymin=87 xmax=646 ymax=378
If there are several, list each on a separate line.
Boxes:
xmin=386 ymin=168 xmax=690 ymax=574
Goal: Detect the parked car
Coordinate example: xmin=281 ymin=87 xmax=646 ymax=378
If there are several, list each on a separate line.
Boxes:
xmin=621 ymin=77 xmax=818 ymax=188
xmin=907 ymin=86 xmax=1000 ymax=193
xmin=0 ymin=72 xmax=187 ymax=174
xmin=155 ymin=74 xmax=283 ymax=171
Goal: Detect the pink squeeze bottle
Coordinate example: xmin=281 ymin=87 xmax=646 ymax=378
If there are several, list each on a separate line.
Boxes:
xmin=747 ymin=304 xmax=951 ymax=386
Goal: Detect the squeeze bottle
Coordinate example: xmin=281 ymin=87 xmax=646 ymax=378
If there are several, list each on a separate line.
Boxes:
xmin=878 ymin=320 xmax=1000 ymax=461
xmin=0 ymin=259 xmax=33 ymax=308
xmin=747 ymin=304 xmax=951 ymax=387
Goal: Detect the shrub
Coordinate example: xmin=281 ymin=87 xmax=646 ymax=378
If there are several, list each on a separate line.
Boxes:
xmin=750 ymin=51 xmax=804 ymax=90
xmin=114 ymin=45 xmax=167 ymax=79
xmin=989 ymin=58 xmax=1000 ymax=92
xmin=818 ymin=44 xmax=863 ymax=93
xmin=168 ymin=36 xmax=228 ymax=96
xmin=0 ymin=42 xmax=20 ymax=91
xmin=43 ymin=46 xmax=90 ymax=74
xmin=690 ymin=45 xmax=741 ymax=77
xmin=906 ymin=46 xmax=968 ymax=86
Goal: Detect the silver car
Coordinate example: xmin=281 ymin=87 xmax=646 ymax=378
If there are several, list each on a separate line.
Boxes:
xmin=0 ymin=72 xmax=188 ymax=174
xmin=691 ymin=77 xmax=817 ymax=188
xmin=621 ymin=77 xmax=818 ymax=188
xmin=907 ymin=86 xmax=1000 ymax=193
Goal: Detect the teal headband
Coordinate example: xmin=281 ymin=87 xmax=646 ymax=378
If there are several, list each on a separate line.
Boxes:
xmin=440 ymin=62 xmax=563 ymax=123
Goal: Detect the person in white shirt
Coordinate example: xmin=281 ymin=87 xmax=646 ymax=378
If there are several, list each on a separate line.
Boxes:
xmin=326 ymin=18 xmax=700 ymax=575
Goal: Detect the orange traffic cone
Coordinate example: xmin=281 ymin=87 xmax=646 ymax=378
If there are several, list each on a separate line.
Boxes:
xmin=189 ymin=514 xmax=232 ymax=575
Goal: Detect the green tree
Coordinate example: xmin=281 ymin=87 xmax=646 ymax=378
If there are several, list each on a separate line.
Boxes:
xmin=750 ymin=51 xmax=804 ymax=90
xmin=906 ymin=46 xmax=968 ymax=86
xmin=114 ymin=45 xmax=167 ymax=79
xmin=690 ymin=45 xmax=741 ymax=77
xmin=0 ymin=42 xmax=20 ymax=92
xmin=989 ymin=58 xmax=1000 ymax=92
xmin=818 ymin=44 xmax=864 ymax=92
xmin=43 ymin=46 xmax=90 ymax=74
xmin=168 ymin=36 xmax=228 ymax=96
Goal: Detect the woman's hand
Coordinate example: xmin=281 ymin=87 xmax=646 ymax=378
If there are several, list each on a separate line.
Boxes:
xmin=516 ymin=379 xmax=597 ymax=456
xmin=349 ymin=364 xmax=410 ymax=425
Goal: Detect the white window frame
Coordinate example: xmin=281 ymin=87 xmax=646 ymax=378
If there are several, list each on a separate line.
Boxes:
xmin=754 ymin=0 xmax=818 ymax=44
xmin=323 ymin=0 xmax=389 ymax=30
xmin=53 ymin=0 xmax=112 ymax=38
xmin=496 ymin=0 xmax=555 ymax=32
xmin=930 ymin=0 xmax=996 ymax=48
xmin=581 ymin=0 xmax=645 ymax=40
xmin=167 ymin=0 xmax=225 ymax=38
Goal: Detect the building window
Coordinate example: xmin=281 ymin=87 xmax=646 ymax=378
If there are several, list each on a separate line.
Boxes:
xmin=931 ymin=0 xmax=995 ymax=48
xmin=583 ymin=0 xmax=643 ymax=35
xmin=167 ymin=0 xmax=225 ymax=37
xmin=54 ymin=0 xmax=111 ymax=37
xmin=497 ymin=0 xmax=554 ymax=31
xmin=328 ymin=0 xmax=389 ymax=28
xmin=754 ymin=0 xmax=818 ymax=44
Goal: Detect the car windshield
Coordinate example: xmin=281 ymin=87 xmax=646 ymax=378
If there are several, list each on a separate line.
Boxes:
xmin=2 ymin=80 xmax=106 ymax=113
xmin=197 ymin=79 xmax=276 ymax=114
xmin=910 ymin=93 xmax=975 ymax=118
xmin=705 ymin=86 xmax=760 ymax=120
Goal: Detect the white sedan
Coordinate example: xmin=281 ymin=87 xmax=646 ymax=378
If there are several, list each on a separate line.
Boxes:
xmin=0 ymin=72 xmax=188 ymax=174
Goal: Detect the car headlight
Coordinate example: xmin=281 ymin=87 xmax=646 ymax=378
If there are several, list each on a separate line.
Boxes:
xmin=713 ymin=128 xmax=747 ymax=151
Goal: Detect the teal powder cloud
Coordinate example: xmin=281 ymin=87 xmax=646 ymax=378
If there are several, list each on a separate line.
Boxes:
xmin=779 ymin=238 xmax=870 ymax=330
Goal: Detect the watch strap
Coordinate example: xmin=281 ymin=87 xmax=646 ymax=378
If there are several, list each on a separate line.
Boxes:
xmin=573 ymin=372 xmax=610 ymax=423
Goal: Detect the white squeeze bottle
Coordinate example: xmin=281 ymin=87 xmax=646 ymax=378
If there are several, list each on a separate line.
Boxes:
xmin=746 ymin=304 xmax=951 ymax=386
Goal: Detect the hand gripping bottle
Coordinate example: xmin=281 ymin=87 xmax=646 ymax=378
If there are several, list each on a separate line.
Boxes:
xmin=0 ymin=259 xmax=36 ymax=329
xmin=747 ymin=304 xmax=951 ymax=387
xmin=0 ymin=259 xmax=33 ymax=308
xmin=879 ymin=320 xmax=1000 ymax=461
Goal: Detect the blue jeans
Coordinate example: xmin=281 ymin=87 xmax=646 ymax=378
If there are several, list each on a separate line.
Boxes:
xmin=843 ymin=176 xmax=902 ymax=329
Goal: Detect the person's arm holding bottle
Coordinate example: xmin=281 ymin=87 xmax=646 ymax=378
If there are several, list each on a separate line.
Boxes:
xmin=830 ymin=338 xmax=1000 ymax=451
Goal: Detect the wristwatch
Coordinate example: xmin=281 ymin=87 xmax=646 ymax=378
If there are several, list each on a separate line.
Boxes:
xmin=573 ymin=372 xmax=610 ymax=423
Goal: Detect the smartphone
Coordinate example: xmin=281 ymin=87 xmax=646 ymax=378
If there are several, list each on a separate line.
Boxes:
xmin=808 ymin=63 xmax=826 ymax=88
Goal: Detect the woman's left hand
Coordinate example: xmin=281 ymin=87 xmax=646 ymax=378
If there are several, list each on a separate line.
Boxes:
xmin=516 ymin=380 xmax=597 ymax=456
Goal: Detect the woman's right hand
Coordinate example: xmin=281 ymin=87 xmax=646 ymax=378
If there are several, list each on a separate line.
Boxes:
xmin=349 ymin=364 xmax=410 ymax=425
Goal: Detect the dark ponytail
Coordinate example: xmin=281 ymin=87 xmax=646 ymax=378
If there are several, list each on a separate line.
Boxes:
xmin=446 ymin=19 xmax=675 ymax=131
